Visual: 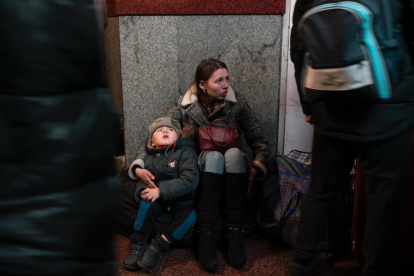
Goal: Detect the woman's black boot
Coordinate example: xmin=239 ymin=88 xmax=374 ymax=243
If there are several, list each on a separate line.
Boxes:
xmin=196 ymin=172 xmax=224 ymax=274
xmin=123 ymin=231 xmax=149 ymax=270
xmin=225 ymin=173 xmax=249 ymax=269
xmin=138 ymin=234 xmax=170 ymax=272
xmin=199 ymin=230 xmax=219 ymax=274
xmin=226 ymin=227 xmax=246 ymax=269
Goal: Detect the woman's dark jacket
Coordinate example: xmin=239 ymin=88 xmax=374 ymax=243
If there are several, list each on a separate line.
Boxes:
xmin=129 ymin=86 xmax=270 ymax=180
xmin=0 ymin=1 xmax=117 ymax=276
xmin=290 ymin=0 xmax=414 ymax=142
xmin=133 ymin=135 xmax=199 ymax=206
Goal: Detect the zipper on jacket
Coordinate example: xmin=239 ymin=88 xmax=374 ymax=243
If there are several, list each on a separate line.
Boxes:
xmin=153 ymin=154 xmax=157 ymax=183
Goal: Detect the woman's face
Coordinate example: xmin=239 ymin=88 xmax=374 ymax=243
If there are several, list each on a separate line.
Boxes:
xmin=199 ymin=68 xmax=229 ymax=102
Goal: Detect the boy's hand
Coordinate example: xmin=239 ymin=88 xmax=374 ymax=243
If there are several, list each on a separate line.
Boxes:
xmin=135 ymin=168 xmax=157 ymax=188
xmin=141 ymin=188 xmax=161 ymax=203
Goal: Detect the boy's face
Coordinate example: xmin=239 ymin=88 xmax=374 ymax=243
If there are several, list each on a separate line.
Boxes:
xmin=152 ymin=126 xmax=178 ymax=149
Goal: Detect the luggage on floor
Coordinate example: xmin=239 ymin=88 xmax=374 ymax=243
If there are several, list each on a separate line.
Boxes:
xmin=352 ymin=133 xmax=414 ymax=269
xmin=257 ymin=155 xmax=345 ymax=259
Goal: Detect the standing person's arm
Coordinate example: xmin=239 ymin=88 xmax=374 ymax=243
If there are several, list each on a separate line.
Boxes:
xmin=403 ymin=0 xmax=414 ymax=124
xmin=404 ymin=0 xmax=414 ymax=65
xmin=290 ymin=0 xmax=313 ymax=122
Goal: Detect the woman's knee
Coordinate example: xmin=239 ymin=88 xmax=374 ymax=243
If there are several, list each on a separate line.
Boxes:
xmin=202 ymin=151 xmax=224 ymax=174
xmin=224 ymin=148 xmax=246 ymax=173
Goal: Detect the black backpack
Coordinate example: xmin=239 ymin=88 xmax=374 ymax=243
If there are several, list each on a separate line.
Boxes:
xmin=298 ymin=0 xmax=412 ymax=103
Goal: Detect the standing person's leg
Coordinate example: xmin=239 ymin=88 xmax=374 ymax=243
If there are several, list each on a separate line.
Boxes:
xmin=124 ymin=200 xmax=165 ymax=270
xmin=360 ymin=128 xmax=412 ymax=276
xmin=197 ymin=151 xmax=225 ymax=273
xmin=292 ymin=131 xmax=358 ymax=275
xmin=223 ymin=148 xmax=248 ymax=269
xmin=139 ymin=204 xmax=196 ymax=272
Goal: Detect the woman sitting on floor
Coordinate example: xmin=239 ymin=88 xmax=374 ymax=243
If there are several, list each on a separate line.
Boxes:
xmin=128 ymin=58 xmax=270 ymax=273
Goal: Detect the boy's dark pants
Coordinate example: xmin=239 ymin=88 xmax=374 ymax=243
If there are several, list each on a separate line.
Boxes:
xmin=134 ymin=200 xmax=196 ymax=243
xmin=294 ymin=127 xmax=412 ymax=276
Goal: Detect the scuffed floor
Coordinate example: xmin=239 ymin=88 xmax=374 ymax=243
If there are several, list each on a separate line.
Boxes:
xmin=113 ymin=234 xmax=361 ymax=276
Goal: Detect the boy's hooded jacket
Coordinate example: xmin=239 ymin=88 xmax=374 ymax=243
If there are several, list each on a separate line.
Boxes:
xmin=133 ymin=134 xmax=199 ymax=206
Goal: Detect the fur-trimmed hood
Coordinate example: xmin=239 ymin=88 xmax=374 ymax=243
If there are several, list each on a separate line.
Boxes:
xmin=181 ymin=84 xmax=237 ymax=106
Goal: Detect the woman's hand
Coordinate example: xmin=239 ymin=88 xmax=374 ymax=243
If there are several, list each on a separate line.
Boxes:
xmin=247 ymin=167 xmax=258 ymax=199
xmin=135 ymin=168 xmax=157 ymax=188
xmin=141 ymin=188 xmax=161 ymax=203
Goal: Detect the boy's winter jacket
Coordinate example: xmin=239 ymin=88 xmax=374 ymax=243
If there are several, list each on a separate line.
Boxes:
xmin=133 ymin=134 xmax=199 ymax=206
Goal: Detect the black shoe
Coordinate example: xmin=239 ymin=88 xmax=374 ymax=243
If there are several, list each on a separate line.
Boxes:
xmin=198 ymin=230 xmax=218 ymax=274
xmin=123 ymin=231 xmax=149 ymax=270
xmin=138 ymin=234 xmax=170 ymax=272
xmin=226 ymin=227 xmax=246 ymax=269
xmin=290 ymin=254 xmax=327 ymax=276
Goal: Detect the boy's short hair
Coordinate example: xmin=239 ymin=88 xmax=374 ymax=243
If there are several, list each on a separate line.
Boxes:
xmin=147 ymin=117 xmax=182 ymax=149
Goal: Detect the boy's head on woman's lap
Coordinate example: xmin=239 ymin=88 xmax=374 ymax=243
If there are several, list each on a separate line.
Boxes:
xmin=148 ymin=117 xmax=181 ymax=149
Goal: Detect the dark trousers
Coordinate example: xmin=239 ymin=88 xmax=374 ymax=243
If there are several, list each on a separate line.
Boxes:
xmin=134 ymin=200 xmax=196 ymax=244
xmin=295 ymin=127 xmax=412 ymax=276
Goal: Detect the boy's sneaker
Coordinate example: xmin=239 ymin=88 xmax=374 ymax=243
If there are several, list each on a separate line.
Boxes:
xmin=138 ymin=234 xmax=170 ymax=272
xmin=290 ymin=254 xmax=327 ymax=276
xmin=123 ymin=231 xmax=149 ymax=270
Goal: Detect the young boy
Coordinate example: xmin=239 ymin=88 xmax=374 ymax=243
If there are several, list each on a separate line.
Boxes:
xmin=124 ymin=117 xmax=199 ymax=272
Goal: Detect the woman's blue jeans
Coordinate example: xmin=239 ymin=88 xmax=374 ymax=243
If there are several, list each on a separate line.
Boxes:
xmin=201 ymin=148 xmax=246 ymax=174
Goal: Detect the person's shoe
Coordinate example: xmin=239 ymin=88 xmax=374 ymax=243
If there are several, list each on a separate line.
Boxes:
xmin=198 ymin=230 xmax=219 ymax=274
xmin=290 ymin=254 xmax=327 ymax=276
xmin=138 ymin=234 xmax=170 ymax=272
xmin=123 ymin=231 xmax=149 ymax=270
xmin=226 ymin=227 xmax=246 ymax=269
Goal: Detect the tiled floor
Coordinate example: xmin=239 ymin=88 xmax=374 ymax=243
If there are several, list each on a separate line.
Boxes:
xmin=113 ymin=234 xmax=362 ymax=276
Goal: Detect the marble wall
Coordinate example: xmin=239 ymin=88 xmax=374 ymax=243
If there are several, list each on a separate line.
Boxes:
xmin=120 ymin=15 xmax=283 ymax=166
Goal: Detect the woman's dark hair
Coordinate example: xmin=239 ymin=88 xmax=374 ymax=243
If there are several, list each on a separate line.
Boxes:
xmin=192 ymin=58 xmax=228 ymax=105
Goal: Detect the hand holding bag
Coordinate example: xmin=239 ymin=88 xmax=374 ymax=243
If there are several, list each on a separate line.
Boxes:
xmin=197 ymin=119 xmax=242 ymax=154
